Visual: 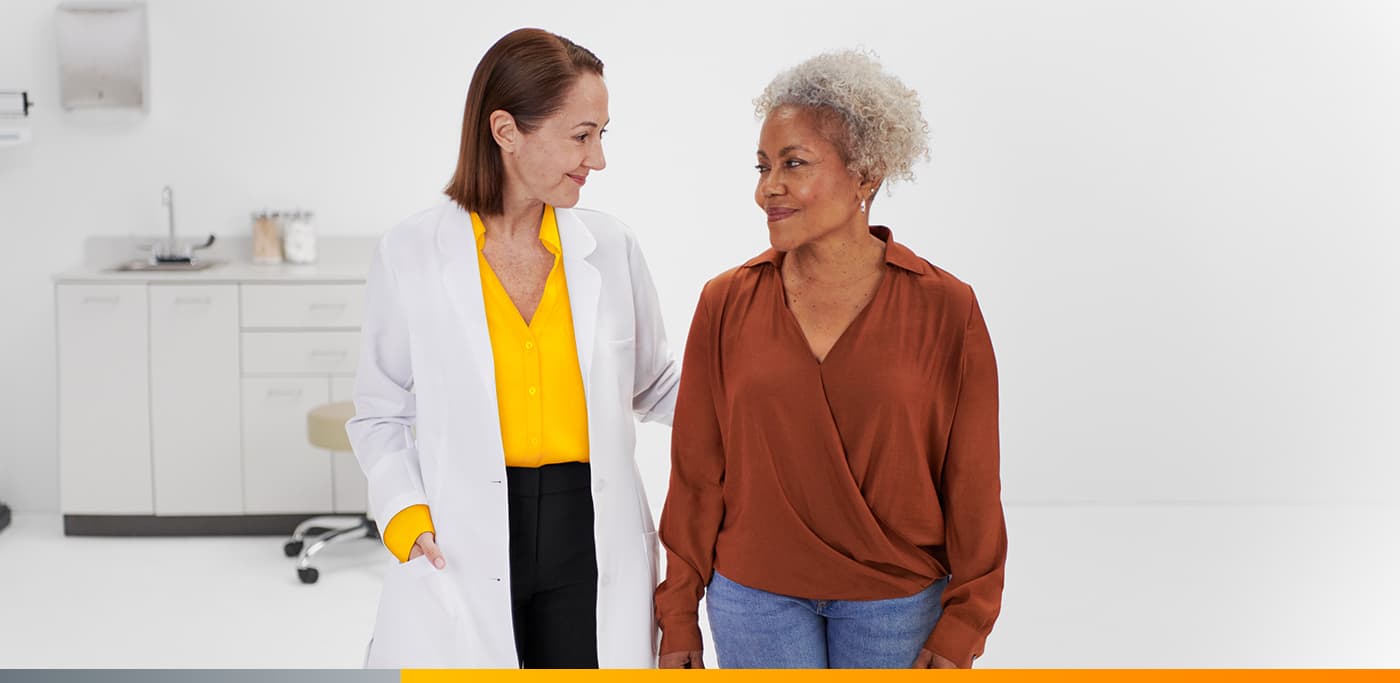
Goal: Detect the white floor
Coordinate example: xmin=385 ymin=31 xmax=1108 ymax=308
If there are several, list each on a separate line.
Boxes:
xmin=1 ymin=503 xmax=1397 ymax=668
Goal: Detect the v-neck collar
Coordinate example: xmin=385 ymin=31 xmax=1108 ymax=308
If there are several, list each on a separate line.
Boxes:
xmin=772 ymin=260 xmax=891 ymax=367
xmin=470 ymin=207 xmax=562 ymax=330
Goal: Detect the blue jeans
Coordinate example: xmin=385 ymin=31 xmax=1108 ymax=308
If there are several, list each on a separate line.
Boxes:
xmin=705 ymin=571 xmax=949 ymax=668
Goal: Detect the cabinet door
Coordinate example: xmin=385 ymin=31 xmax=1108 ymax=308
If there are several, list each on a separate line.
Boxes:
xmin=242 ymin=377 xmax=333 ymax=513
xmin=57 ymin=284 xmax=152 ymax=514
xmin=149 ymin=285 xmax=242 ymax=515
xmin=330 ymin=376 xmax=367 ymax=513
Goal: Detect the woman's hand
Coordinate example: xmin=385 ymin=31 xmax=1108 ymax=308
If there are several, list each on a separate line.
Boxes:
xmin=912 ymin=648 xmax=960 ymax=669
xmin=658 ymin=650 xmax=705 ymax=669
xmin=407 ymin=531 xmax=447 ymax=569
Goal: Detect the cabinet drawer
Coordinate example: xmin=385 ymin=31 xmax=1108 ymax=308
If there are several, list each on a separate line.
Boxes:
xmin=241 ymin=284 xmax=364 ymax=329
xmin=242 ymin=331 xmax=360 ymax=375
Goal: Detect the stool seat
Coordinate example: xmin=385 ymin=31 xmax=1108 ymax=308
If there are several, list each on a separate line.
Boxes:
xmin=308 ymin=400 xmax=355 ymax=452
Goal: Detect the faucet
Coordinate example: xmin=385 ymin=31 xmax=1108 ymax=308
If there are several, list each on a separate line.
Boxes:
xmin=162 ymin=185 xmax=176 ymax=247
xmin=151 ymin=185 xmax=215 ymax=263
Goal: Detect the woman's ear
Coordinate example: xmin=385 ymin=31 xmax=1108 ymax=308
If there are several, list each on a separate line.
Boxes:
xmin=490 ymin=110 xmax=518 ymax=153
xmin=859 ymin=175 xmax=883 ymax=202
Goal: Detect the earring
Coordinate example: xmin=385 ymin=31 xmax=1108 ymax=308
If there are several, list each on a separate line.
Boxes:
xmin=859 ymin=198 xmax=867 ymax=214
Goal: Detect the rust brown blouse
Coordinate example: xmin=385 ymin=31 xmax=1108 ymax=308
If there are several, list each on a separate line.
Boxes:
xmin=655 ymin=227 xmax=1006 ymax=667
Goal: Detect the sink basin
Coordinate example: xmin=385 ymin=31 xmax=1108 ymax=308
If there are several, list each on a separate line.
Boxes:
xmin=109 ymin=259 xmax=224 ymax=272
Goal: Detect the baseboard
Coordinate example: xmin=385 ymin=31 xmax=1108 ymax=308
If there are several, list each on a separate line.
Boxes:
xmin=62 ymin=513 xmax=367 ymax=537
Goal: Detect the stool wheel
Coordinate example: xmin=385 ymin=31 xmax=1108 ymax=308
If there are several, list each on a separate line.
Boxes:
xmin=297 ymin=567 xmax=320 ymax=584
xmin=283 ymin=540 xmax=304 ymax=557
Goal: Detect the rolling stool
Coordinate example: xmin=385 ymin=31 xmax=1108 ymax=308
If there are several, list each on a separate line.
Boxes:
xmin=284 ymin=400 xmax=378 ymax=584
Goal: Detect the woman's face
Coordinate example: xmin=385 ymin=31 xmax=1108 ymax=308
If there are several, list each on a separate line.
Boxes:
xmin=506 ymin=73 xmax=609 ymax=209
xmin=754 ymin=105 xmax=866 ymax=252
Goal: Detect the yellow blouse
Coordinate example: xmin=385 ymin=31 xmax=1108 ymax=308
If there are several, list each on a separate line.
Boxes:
xmin=381 ymin=205 xmax=591 ymax=562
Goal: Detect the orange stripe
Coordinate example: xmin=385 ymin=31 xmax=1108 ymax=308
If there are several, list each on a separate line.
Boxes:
xmin=402 ymin=670 xmax=1400 ymax=682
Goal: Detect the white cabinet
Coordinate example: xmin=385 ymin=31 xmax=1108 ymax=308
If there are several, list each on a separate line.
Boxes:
xmin=55 ymin=273 xmax=368 ymax=531
xmin=241 ymin=331 xmax=360 ymax=376
xmin=56 ymin=284 xmax=152 ymax=515
xmin=239 ymin=283 xmax=366 ymax=515
xmin=242 ymin=377 xmax=333 ymax=514
xmin=149 ymin=285 xmax=242 ymax=515
xmin=241 ymin=284 xmax=364 ymax=329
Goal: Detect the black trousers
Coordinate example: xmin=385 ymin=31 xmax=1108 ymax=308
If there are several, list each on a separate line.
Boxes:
xmin=506 ymin=461 xmax=599 ymax=669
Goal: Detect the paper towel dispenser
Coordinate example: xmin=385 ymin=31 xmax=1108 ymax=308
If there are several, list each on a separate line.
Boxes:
xmin=55 ymin=2 xmax=149 ymax=112
xmin=0 ymin=90 xmax=34 ymax=147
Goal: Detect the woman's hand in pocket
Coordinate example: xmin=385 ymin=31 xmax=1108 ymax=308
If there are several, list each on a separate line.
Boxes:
xmin=407 ymin=531 xmax=447 ymax=569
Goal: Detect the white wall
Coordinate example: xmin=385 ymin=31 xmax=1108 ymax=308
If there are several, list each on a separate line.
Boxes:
xmin=2 ymin=0 xmax=1398 ymax=513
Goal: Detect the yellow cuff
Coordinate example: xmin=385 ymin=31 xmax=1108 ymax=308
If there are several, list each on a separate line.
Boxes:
xmin=382 ymin=504 xmax=434 ymax=563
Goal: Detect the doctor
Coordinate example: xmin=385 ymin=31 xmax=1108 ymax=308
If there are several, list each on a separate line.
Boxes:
xmin=348 ymin=28 xmax=679 ymax=669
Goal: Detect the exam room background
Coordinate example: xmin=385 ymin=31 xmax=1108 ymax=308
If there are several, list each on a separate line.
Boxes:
xmin=1 ymin=0 xmax=1397 ymax=659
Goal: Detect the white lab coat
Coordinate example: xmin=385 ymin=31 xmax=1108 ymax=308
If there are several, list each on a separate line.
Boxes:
xmin=347 ymin=201 xmax=679 ymax=668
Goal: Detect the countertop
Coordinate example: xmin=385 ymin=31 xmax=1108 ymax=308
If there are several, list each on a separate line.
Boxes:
xmin=53 ymin=235 xmax=378 ymax=284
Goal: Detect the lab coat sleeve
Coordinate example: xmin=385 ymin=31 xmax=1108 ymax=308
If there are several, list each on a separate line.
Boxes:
xmin=625 ymin=230 xmax=680 ymax=426
xmin=347 ymin=240 xmax=429 ymax=528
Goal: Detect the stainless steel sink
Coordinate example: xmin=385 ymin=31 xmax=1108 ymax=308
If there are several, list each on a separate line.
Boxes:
xmin=109 ymin=259 xmax=224 ymax=272
xmin=107 ymin=187 xmax=221 ymax=273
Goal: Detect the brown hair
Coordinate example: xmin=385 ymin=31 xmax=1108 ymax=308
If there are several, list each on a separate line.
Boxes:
xmin=444 ymin=28 xmax=604 ymax=216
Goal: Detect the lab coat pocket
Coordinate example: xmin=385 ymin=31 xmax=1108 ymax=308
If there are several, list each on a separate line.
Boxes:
xmin=365 ymin=556 xmax=464 ymax=668
xmin=398 ymin=555 xmax=461 ymax=616
xmin=606 ymin=336 xmax=636 ymax=400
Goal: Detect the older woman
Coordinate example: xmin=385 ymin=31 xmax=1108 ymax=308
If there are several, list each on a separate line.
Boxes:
xmin=350 ymin=29 xmax=678 ymax=668
xmin=655 ymin=51 xmax=1006 ymax=669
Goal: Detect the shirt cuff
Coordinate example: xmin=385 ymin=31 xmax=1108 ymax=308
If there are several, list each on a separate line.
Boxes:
xmin=382 ymin=504 xmax=434 ymax=563
xmin=658 ymin=614 xmax=704 ymax=655
xmin=925 ymin=613 xmax=982 ymax=669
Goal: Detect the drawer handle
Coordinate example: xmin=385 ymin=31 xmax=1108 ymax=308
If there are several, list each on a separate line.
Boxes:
xmin=81 ymin=295 xmax=120 ymax=305
xmin=307 ymin=302 xmax=346 ymax=311
xmin=266 ymin=387 xmax=303 ymax=398
xmin=309 ymin=349 xmax=348 ymax=358
xmin=174 ymin=296 xmax=212 ymax=305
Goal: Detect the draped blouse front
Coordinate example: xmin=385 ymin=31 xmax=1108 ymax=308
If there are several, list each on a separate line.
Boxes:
xmin=656 ymin=226 xmax=1007 ymax=667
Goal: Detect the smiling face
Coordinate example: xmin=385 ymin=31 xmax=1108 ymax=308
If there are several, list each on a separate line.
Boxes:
xmin=498 ymin=72 xmax=609 ymax=210
xmin=755 ymin=105 xmax=872 ymax=252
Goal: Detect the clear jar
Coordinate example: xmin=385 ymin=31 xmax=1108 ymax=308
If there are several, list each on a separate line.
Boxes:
xmin=283 ymin=210 xmax=317 ymax=264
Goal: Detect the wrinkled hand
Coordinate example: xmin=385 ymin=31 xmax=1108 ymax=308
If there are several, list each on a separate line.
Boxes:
xmin=407 ymin=531 xmax=446 ymax=569
xmin=912 ymin=648 xmax=960 ymax=669
xmin=658 ymin=650 xmax=705 ymax=669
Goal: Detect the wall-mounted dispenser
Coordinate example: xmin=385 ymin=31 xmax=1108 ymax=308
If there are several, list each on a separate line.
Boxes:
xmin=0 ymin=90 xmax=34 ymax=146
xmin=55 ymin=2 xmax=149 ymax=113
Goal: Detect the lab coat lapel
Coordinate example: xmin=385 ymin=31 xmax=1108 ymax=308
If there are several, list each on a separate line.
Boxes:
xmin=556 ymin=208 xmax=600 ymax=399
xmin=435 ymin=206 xmax=498 ymax=395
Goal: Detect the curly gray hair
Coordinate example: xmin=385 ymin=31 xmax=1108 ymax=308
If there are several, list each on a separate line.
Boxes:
xmin=755 ymin=50 xmax=930 ymax=187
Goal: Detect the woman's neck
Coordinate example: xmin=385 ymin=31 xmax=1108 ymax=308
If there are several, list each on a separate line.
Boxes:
xmin=784 ymin=222 xmax=886 ymax=287
xmin=480 ymin=190 xmax=546 ymax=242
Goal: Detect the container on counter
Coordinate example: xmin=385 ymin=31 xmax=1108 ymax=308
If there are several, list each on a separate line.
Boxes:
xmin=283 ymin=210 xmax=317 ymax=264
xmin=251 ymin=210 xmax=283 ymax=264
